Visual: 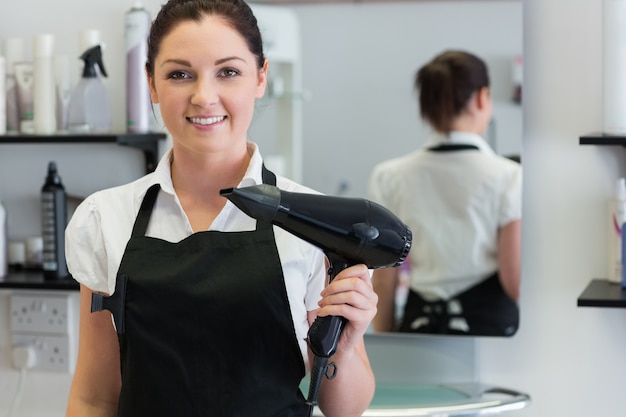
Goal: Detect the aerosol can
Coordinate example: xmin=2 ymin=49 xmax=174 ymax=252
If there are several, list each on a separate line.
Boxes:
xmin=125 ymin=1 xmax=153 ymax=133
xmin=67 ymin=44 xmax=112 ymax=132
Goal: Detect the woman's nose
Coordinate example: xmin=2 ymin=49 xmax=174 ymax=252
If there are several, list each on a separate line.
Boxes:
xmin=190 ymin=77 xmax=218 ymax=107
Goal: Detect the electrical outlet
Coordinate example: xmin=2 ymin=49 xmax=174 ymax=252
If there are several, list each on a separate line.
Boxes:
xmin=10 ymin=292 xmax=71 ymax=335
xmin=11 ymin=334 xmax=73 ymax=373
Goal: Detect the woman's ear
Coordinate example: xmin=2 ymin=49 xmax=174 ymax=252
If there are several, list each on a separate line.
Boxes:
xmin=256 ymin=59 xmax=269 ymax=99
xmin=476 ymin=87 xmax=490 ymax=110
xmin=146 ymin=68 xmax=159 ymax=104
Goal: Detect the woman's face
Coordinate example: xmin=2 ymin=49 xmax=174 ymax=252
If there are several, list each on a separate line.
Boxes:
xmin=148 ymin=15 xmax=267 ymax=155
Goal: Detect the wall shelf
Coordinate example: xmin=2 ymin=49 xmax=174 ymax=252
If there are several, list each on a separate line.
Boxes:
xmin=0 ymin=132 xmax=167 ymax=173
xmin=0 ymin=132 xmax=167 ymax=291
xmin=580 ymin=133 xmax=626 ymax=146
xmin=577 ymin=279 xmax=626 ymax=308
xmin=0 ymin=270 xmax=79 ymax=291
xmin=578 ymin=135 xmax=626 ymax=307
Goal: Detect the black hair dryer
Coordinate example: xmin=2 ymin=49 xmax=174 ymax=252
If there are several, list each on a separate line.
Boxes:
xmin=220 ymin=184 xmax=412 ymax=411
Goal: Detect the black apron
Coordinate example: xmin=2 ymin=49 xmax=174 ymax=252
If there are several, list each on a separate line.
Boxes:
xmin=93 ymin=166 xmax=308 ymax=417
xmin=398 ymin=272 xmax=519 ymax=336
xmin=396 ymin=143 xmax=519 ymax=336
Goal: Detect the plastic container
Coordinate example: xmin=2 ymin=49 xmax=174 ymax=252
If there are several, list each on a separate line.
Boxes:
xmin=67 ymin=44 xmax=112 ymax=132
xmin=4 ymin=37 xmax=25 ymax=134
xmin=55 ymin=55 xmax=71 ymax=132
xmin=0 ymin=193 xmax=7 ymax=278
xmin=603 ymin=0 xmax=626 ymax=134
xmin=41 ymin=161 xmax=68 ymax=280
xmin=125 ymin=1 xmax=152 ymax=133
xmin=610 ymin=177 xmax=626 ymax=283
xmin=0 ymin=56 xmax=6 ymax=135
xmin=33 ymin=34 xmax=57 ymax=134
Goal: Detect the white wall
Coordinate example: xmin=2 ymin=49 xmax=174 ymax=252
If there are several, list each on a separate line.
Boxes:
xmin=476 ymin=0 xmax=626 ymax=416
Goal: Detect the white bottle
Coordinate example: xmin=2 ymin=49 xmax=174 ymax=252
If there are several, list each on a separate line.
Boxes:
xmin=609 ymin=177 xmax=626 ymax=283
xmin=0 ymin=193 xmax=7 ymax=278
xmin=0 ymin=56 xmax=6 ymax=135
xmin=125 ymin=1 xmax=153 ymax=133
xmin=603 ymin=0 xmax=626 ymax=134
xmin=33 ymin=34 xmax=57 ymax=135
xmin=4 ymin=37 xmax=24 ymax=134
xmin=55 ymin=55 xmax=71 ymax=132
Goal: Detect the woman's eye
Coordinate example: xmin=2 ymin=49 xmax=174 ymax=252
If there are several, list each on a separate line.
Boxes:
xmin=220 ymin=68 xmax=240 ymax=78
xmin=168 ymin=71 xmax=190 ymax=80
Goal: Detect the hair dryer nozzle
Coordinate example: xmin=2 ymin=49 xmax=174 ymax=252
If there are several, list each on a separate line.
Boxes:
xmin=220 ymin=184 xmax=280 ymax=221
xmin=220 ymin=184 xmax=412 ymax=270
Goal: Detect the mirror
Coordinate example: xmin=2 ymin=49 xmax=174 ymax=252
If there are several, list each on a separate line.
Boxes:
xmin=252 ymin=1 xmax=523 ymax=337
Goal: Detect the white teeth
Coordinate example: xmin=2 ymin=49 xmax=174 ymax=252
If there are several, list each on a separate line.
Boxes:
xmin=189 ymin=116 xmax=225 ymax=125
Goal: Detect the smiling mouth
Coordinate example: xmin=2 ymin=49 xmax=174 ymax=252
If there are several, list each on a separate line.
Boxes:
xmin=188 ymin=116 xmax=226 ymax=125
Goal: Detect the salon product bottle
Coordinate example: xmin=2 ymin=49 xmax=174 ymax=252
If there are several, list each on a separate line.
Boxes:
xmin=33 ymin=34 xmax=57 ymax=134
xmin=604 ymin=0 xmax=626 ymax=134
xmin=610 ymin=177 xmax=626 ymax=283
xmin=125 ymin=1 xmax=152 ymax=133
xmin=0 ymin=56 xmax=6 ymax=135
xmin=4 ymin=37 xmax=24 ymax=133
xmin=55 ymin=55 xmax=71 ymax=132
xmin=41 ymin=161 xmax=68 ymax=280
xmin=0 ymin=192 xmax=7 ymax=278
xmin=67 ymin=44 xmax=112 ymax=132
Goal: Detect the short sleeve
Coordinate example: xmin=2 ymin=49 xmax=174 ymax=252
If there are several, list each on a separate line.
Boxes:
xmin=499 ymin=165 xmax=523 ymax=226
xmin=65 ymin=193 xmax=111 ymax=294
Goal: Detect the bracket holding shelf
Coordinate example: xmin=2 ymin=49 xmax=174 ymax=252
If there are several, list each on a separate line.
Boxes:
xmin=0 ymin=132 xmax=167 ymax=174
xmin=116 ymin=133 xmax=166 ymax=173
xmin=580 ymin=133 xmax=626 ymax=146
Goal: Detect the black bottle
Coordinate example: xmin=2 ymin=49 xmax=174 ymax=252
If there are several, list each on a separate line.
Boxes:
xmin=41 ymin=161 xmax=69 ymax=280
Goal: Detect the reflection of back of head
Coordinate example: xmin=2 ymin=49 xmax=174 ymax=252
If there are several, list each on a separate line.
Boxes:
xmin=415 ymin=50 xmax=489 ymax=134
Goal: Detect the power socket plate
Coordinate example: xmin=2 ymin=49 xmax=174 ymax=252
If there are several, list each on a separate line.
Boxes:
xmin=12 ymin=333 xmax=72 ymax=373
xmin=10 ymin=292 xmax=71 ymax=335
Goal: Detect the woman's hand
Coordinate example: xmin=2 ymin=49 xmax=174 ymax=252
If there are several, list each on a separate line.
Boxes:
xmin=311 ymin=264 xmax=377 ymax=417
xmin=315 ymin=263 xmax=378 ymax=352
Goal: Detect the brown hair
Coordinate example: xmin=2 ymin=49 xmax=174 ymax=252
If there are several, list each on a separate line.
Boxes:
xmin=145 ymin=0 xmax=266 ymax=77
xmin=415 ymin=50 xmax=489 ymax=134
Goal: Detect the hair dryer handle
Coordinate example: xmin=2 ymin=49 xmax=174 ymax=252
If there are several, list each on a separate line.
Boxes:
xmin=308 ymin=315 xmax=346 ymax=357
xmin=307 ymin=253 xmax=350 ymax=356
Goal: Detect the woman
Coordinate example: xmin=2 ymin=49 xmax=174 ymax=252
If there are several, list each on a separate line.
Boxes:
xmin=65 ymin=1 xmax=376 ymax=416
xmin=368 ymin=50 xmax=521 ymax=337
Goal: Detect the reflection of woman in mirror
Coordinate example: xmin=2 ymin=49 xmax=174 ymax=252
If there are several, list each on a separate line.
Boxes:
xmin=368 ymin=50 xmax=522 ymax=337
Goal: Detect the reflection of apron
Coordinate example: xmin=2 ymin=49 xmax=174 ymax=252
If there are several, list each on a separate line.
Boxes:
xmin=93 ymin=167 xmax=309 ymax=417
xmin=399 ymin=272 xmax=519 ymax=336
xmin=397 ymin=143 xmax=519 ymax=336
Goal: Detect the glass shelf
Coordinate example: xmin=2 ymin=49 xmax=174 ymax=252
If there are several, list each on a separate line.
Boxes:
xmin=0 ymin=269 xmax=79 ymax=291
xmin=577 ymin=279 xmax=626 ymax=308
xmin=0 ymin=132 xmax=167 ymax=173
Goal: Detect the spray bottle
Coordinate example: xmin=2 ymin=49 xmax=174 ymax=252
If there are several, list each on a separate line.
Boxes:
xmin=41 ymin=161 xmax=68 ymax=280
xmin=610 ymin=177 xmax=626 ymax=284
xmin=67 ymin=44 xmax=112 ymax=133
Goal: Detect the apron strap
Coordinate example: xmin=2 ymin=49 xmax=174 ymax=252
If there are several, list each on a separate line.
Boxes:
xmin=129 ymin=165 xmax=278 ymax=235
xmin=255 ymin=164 xmax=277 ymax=231
xmin=428 ymin=144 xmax=479 ymax=152
xmin=131 ymin=184 xmax=161 ymax=238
